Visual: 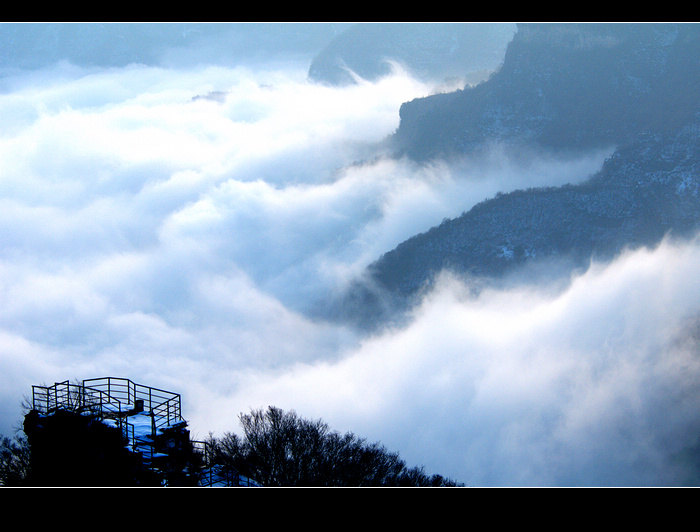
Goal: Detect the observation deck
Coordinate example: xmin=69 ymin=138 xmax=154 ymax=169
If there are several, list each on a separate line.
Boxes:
xmin=29 ymin=377 xmax=257 ymax=486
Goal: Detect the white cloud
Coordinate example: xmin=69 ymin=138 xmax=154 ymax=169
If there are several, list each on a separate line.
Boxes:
xmin=208 ymin=237 xmax=700 ymax=486
xmin=2 ymin=57 xmax=693 ymax=486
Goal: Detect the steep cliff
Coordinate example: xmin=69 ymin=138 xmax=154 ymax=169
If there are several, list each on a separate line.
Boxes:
xmin=371 ymin=118 xmax=700 ymax=299
xmin=392 ymin=23 xmax=700 ymax=161
xmin=351 ymin=23 xmax=700 ymax=321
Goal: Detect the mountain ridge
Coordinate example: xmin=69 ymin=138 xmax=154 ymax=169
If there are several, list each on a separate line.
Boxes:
xmin=307 ymin=23 xmax=516 ymax=86
xmin=392 ymin=23 xmax=700 ymax=161
xmin=340 ymin=23 xmax=700 ymax=327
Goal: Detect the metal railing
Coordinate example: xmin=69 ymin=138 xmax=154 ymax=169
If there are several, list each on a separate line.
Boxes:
xmin=32 ymin=377 xmax=183 ymax=440
xmin=32 ymin=380 xmax=126 ymax=428
xmin=82 ymin=377 xmax=182 ymax=433
xmin=30 ymin=377 xmax=259 ymax=486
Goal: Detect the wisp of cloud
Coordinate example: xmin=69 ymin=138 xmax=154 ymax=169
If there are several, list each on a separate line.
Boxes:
xmin=2 ymin=57 xmax=695 ymax=486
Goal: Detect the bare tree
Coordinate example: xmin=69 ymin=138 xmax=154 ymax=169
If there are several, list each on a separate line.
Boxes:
xmin=0 ymin=435 xmax=30 ymax=486
xmin=208 ymin=406 xmax=463 ymax=486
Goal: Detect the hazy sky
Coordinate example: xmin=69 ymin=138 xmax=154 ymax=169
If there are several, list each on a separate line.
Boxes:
xmin=2 ymin=27 xmax=700 ymax=486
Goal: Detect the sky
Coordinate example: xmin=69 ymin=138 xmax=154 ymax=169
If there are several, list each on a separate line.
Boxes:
xmin=2 ymin=25 xmax=700 ymax=487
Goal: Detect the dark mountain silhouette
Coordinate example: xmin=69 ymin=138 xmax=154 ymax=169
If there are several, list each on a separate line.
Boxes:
xmin=307 ymin=23 xmax=516 ymax=86
xmin=393 ymin=23 xmax=700 ymax=161
xmin=339 ymin=23 xmax=700 ymax=326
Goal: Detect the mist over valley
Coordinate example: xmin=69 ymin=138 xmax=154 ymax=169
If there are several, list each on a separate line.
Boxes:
xmin=2 ymin=23 xmax=700 ymax=486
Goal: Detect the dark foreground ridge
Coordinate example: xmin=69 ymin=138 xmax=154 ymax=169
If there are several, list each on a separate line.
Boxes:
xmin=7 ymin=377 xmax=462 ymax=486
xmin=22 ymin=377 xmax=257 ymax=487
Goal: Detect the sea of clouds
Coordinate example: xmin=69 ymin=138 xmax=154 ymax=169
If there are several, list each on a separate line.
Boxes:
xmin=1 ymin=55 xmax=699 ymax=486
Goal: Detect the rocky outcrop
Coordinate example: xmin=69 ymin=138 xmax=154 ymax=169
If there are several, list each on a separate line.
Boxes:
xmin=343 ymin=23 xmax=700 ymax=323
xmin=391 ymin=23 xmax=700 ymax=161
